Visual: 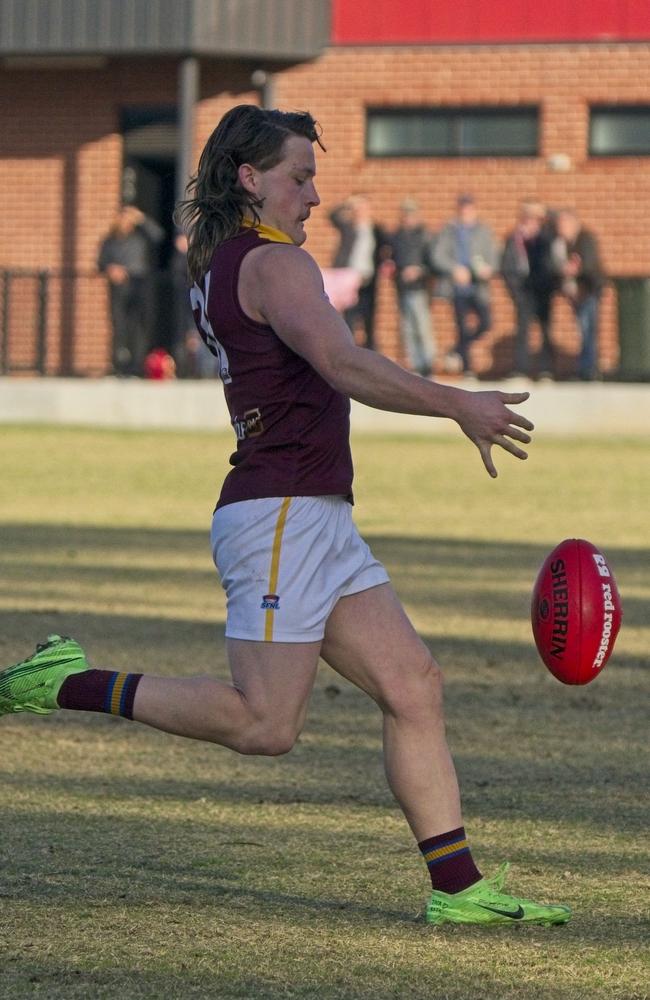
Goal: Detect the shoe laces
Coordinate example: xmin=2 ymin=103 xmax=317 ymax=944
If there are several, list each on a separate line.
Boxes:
xmin=35 ymin=634 xmax=68 ymax=654
xmin=430 ymin=863 xmax=512 ymax=910
xmin=476 ymin=862 xmax=511 ymax=900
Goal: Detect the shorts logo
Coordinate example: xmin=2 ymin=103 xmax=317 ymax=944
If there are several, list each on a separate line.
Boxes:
xmin=261 ymin=593 xmax=280 ymax=610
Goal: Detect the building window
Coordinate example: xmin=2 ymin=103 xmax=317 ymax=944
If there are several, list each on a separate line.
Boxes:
xmin=366 ymin=107 xmax=539 ymax=157
xmin=590 ymin=106 xmax=650 ymax=156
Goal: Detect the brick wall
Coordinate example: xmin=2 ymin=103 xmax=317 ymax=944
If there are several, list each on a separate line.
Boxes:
xmin=1 ymin=43 xmax=649 ymax=376
xmin=0 ymin=59 xmax=257 ymax=375
xmin=270 ymin=43 xmax=650 ymax=375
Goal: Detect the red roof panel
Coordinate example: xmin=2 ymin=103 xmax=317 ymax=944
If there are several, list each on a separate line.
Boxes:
xmin=331 ymin=0 xmax=650 ymax=44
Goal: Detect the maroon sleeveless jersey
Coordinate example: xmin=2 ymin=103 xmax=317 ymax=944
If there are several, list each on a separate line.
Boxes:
xmin=191 ymin=227 xmax=354 ymax=509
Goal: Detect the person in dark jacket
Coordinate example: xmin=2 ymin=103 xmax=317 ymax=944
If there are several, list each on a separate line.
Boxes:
xmin=501 ymin=202 xmax=557 ymax=378
xmin=389 ymin=198 xmax=436 ymax=376
xmin=552 ymin=209 xmax=606 ymax=380
xmin=433 ymin=194 xmax=499 ymax=375
xmin=98 ymin=206 xmax=164 ymax=376
xmin=329 ymin=195 xmax=389 ymax=350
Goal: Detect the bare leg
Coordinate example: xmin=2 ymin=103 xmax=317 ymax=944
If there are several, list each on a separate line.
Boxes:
xmin=321 ymin=583 xmax=462 ymax=841
xmin=132 ymin=638 xmax=321 ymax=754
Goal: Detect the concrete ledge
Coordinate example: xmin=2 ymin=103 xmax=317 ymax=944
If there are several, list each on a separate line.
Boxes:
xmin=0 ymin=376 xmax=648 ymax=436
xmin=0 ymin=378 xmax=231 ymax=431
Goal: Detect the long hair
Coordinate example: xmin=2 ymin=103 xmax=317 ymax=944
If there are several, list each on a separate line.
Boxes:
xmin=177 ymin=104 xmax=324 ymax=283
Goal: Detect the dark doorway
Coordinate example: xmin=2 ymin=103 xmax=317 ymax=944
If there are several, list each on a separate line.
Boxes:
xmin=122 ymin=107 xmax=178 ymax=352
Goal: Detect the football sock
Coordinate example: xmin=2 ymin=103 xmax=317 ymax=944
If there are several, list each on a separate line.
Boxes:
xmin=418 ymin=826 xmax=482 ymax=894
xmin=57 ymin=670 xmax=143 ymax=720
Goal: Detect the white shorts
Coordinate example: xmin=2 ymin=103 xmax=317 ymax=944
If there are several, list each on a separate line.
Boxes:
xmin=211 ymin=495 xmax=390 ymax=643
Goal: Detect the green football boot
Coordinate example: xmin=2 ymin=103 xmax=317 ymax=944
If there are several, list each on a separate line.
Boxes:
xmin=0 ymin=634 xmax=89 ymax=716
xmin=426 ymin=863 xmax=571 ymax=926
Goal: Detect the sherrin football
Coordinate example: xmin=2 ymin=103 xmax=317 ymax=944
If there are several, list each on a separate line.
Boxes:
xmin=531 ymin=538 xmax=622 ymax=685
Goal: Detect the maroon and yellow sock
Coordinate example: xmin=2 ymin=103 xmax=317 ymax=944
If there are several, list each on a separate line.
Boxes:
xmin=418 ymin=826 xmax=482 ymax=894
xmin=57 ymin=670 xmax=142 ymax=720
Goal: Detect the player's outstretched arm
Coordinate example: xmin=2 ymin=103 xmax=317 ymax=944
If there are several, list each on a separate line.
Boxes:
xmin=243 ymin=245 xmax=533 ymax=477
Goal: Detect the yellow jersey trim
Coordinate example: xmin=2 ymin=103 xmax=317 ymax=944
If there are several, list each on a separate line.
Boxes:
xmin=242 ymin=218 xmax=294 ymax=245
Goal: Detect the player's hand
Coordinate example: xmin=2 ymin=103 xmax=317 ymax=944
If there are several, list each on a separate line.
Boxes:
xmin=456 ymin=390 xmax=534 ymax=478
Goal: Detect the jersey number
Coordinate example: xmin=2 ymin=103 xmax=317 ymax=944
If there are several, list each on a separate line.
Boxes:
xmin=190 ymin=273 xmax=232 ymax=385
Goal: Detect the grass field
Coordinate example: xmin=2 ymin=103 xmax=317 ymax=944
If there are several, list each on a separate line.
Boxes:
xmin=0 ymin=424 xmax=648 ymax=1000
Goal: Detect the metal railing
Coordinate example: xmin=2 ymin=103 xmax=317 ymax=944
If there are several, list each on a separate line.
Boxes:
xmin=1 ymin=269 xmax=49 ymax=375
xmin=0 ymin=268 xmax=178 ymax=377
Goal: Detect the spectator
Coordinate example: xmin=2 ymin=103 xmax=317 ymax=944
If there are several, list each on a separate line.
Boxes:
xmin=329 ymin=195 xmax=389 ymax=349
xmin=98 ymin=205 xmax=164 ymax=376
xmin=501 ymin=201 xmax=557 ymax=378
xmin=389 ymin=198 xmax=436 ymax=377
xmin=552 ymin=209 xmax=606 ymax=381
xmin=320 ymin=267 xmax=363 ymax=314
xmin=433 ymin=194 xmax=499 ymax=375
xmin=169 ymin=231 xmax=194 ymax=376
xmin=168 ymin=231 xmax=218 ymax=378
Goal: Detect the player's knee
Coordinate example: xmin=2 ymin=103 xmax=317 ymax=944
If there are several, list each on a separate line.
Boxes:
xmin=237 ymin=720 xmax=299 ymax=757
xmin=381 ymin=653 xmax=444 ymax=723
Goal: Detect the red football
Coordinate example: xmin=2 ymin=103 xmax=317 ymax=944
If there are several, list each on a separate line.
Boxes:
xmin=531 ymin=538 xmax=622 ymax=685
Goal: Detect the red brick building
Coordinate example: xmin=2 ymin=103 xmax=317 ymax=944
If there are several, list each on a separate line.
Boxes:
xmin=2 ymin=0 xmax=650 ymax=377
